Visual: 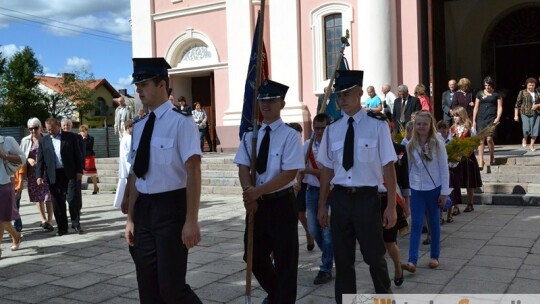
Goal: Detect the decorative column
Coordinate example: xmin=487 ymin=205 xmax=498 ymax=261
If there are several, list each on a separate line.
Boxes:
xmin=222 ymin=0 xmax=253 ymax=126
xmin=268 ymin=0 xmax=308 ymax=123
xmin=357 ymin=0 xmax=397 ymax=99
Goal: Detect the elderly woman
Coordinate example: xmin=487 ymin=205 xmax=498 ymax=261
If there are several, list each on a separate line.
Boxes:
xmin=451 ymin=78 xmax=475 ymax=121
xmin=79 ymin=125 xmax=99 ymax=194
xmin=0 ymin=134 xmax=25 ymax=257
xmin=514 ymin=78 xmax=540 ymax=152
xmin=20 ymin=117 xmax=54 ymax=231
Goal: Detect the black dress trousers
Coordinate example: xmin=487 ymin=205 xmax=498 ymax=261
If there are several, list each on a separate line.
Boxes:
xmin=133 ymin=188 xmax=202 ymax=304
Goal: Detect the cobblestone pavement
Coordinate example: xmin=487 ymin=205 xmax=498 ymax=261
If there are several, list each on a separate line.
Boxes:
xmin=1 ymin=191 xmax=540 ymax=303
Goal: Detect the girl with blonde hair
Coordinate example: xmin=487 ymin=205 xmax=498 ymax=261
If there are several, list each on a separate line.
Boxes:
xmin=402 ymin=111 xmax=450 ymax=273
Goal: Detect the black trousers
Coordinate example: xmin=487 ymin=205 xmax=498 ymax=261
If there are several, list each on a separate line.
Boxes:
xmin=244 ymin=190 xmax=299 ymax=304
xmin=330 ymin=186 xmax=392 ymax=304
xmin=48 ymin=169 xmax=80 ymax=232
xmin=133 ymin=188 xmax=201 ymax=304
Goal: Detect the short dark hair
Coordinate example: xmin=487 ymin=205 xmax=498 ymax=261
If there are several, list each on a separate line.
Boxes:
xmin=151 ymin=75 xmax=169 ymax=92
xmin=288 ymin=122 xmax=303 ymax=133
xmin=45 ymin=117 xmax=59 ymax=126
xmin=436 ymin=120 xmax=449 ymax=129
xmin=525 ymin=77 xmax=537 ymax=86
xmin=313 ymin=113 xmax=330 ymax=125
xmin=483 ymin=76 xmax=495 ymax=87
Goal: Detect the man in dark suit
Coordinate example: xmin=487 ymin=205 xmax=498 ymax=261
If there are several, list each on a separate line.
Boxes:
xmin=36 ymin=117 xmax=84 ymax=236
xmin=441 ymin=79 xmax=457 ymax=126
xmin=392 ymin=84 xmax=421 ymax=133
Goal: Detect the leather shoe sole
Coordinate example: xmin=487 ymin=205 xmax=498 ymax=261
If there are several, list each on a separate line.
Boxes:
xmin=429 ymin=259 xmax=439 ymax=268
xmin=73 ymin=227 xmax=85 ymax=235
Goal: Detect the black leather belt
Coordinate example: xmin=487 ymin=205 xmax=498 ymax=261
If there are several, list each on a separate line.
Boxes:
xmin=333 ymin=185 xmax=377 ymax=194
xmin=260 ymin=187 xmax=294 ymax=201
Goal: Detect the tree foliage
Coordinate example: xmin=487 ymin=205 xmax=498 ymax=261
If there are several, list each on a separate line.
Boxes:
xmin=51 ymin=70 xmax=96 ymax=124
xmin=0 ymin=47 xmax=49 ymax=127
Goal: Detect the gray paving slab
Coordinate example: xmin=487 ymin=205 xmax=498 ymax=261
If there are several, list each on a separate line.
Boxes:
xmin=1 ymin=191 xmax=540 ymax=303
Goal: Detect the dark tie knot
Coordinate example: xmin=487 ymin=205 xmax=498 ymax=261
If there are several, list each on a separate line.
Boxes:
xmin=348 ymin=117 xmax=354 ymax=125
xmin=265 ymin=126 xmax=271 ymax=132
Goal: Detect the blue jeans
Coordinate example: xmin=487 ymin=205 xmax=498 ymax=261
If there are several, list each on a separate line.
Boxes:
xmin=13 ymin=198 xmax=22 ymax=231
xmin=306 ymin=185 xmax=334 ymax=273
xmin=408 ymin=186 xmax=441 ymax=265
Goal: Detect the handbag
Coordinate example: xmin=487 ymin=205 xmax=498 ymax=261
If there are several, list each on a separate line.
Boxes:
xmin=0 ymin=136 xmax=22 ymax=176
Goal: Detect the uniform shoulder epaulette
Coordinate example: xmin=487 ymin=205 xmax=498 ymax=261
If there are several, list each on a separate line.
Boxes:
xmin=367 ymin=111 xmax=388 ymax=121
xmin=329 ymin=115 xmax=343 ymax=125
xmin=172 ymin=107 xmax=192 ymax=116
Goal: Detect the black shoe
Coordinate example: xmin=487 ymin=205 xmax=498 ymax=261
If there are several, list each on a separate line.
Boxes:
xmin=394 ymin=272 xmax=404 ymax=286
xmin=313 ymin=271 xmax=332 ymax=285
xmin=262 ymin=296 xmax=271 ymax=304
xmin=73 ymin=227 xmax=85 ymax=235
xmin=42 ymin=222 xmax=54 ymax=231
xmin=56 ymin=230 xmax=68 ymax=236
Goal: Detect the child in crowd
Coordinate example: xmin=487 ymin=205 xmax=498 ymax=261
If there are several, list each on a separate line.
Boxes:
xmin=12 ymin=166 xmax=25 ymax=232
xmin=402 ymin=111 xmax=450 ymax=274
xmin=451 ymin=106 xmax=482 ymax=213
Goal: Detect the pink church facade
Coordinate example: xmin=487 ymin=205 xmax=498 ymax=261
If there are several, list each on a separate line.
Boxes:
xmin=130 ymin=0 xmax=540 ymax=150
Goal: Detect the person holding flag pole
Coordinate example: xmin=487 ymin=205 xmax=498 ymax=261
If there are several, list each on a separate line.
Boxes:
xmin=234 ymin=2 xmax=304 ymax=303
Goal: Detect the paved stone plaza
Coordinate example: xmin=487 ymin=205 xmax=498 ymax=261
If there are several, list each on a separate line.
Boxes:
xmin=1 ymin=191 xmax=540 ymax=303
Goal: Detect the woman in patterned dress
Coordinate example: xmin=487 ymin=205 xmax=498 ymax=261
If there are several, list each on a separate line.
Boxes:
xmin=19 ymin=118 xmax=54 ymax=231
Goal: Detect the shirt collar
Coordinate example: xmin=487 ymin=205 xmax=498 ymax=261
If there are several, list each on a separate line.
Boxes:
xmin=343 ymin=109 xmax=364 ymax=124
xmin=260 ymin=118 xmax=283 ymax=132
xmin=151 ymin=100 xmax=174 ymax=120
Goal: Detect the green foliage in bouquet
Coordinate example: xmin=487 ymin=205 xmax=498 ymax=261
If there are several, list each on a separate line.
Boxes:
xmin=393 ymin=125 xmax=406 ymax=144
xmin=446 ymin=123 xmax=498 ymax=163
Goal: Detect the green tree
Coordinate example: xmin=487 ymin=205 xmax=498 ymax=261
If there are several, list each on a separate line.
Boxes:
xmin=0 ymin=46 xmax=49 ymax=127
xmin=54 ymin=70 xmax=96 ymax=124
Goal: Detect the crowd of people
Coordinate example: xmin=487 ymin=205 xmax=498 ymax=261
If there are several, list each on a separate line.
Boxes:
xmin=2 ymin=54 xmax=539 ymax=304
xmin=0 ymin=116 xmax=104 ymax=258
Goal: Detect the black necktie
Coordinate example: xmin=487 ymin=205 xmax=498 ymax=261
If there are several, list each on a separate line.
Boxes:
xmin=256 ymin=126 xmax=271 ymax=174
xmin=343 ymin=117 xmax=354 ymax=171
xmin=133 ymin=112 xmax=156 ymax=178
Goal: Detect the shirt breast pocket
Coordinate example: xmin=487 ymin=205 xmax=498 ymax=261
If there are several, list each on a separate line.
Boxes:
xmin=357 ymin=138 xmax=377 ymax=163
xmin=269 ymin=147 xmax=282 ymax=167
xmin=330 ymin=140 xmax=344 ymax=162
xmin=151 ymin=137 xmax=174 ymax=165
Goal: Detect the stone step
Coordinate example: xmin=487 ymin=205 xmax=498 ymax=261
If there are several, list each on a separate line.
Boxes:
xmin=201 ymin=170 xmax=239 ymax=178
xmin=95 ymin=158 xmax=119 ymax=164
xmin=202 ymin=185 xmax=241 ymax=195
xmin=201 ymin=177 xmax=241 ymax=187
xmin=200 ymin=163 xmax=238 ymax=171
xmin=481 ymin=173 xmax=540 ymax=183
xmin=483 ymin=164 xmax=540 ymax=174
xmin=466 ymin=193 xmax=540 ymax=206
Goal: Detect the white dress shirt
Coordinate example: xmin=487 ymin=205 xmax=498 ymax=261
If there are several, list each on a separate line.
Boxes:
xmin=234 ymin=118 xmax=305 ymax=191
xmin=381 ymin=91 xmax=397 ymax=114
xmin=407 ymin=139 xmax=451 ymax=195
xmin=52 ymin=133 xmax=63 ymax=169
xmin=128 ymin=101 xmax=202 ymax=194
xmin=317 ymin=109 xmax=397 ymax=187
xmin=0 ymin=136 xmax=26 ymax=184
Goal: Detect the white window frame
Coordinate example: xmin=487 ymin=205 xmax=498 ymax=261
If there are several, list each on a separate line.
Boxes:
xmin=310 ymin=3 xmax=353 ymax=94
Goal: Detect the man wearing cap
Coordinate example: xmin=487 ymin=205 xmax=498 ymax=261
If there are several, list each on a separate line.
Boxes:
xmin=123 ymin=57 xmax=203 ymax=303
xmin=234 ymin=80 xmax=304 ymax=304
xmin=317 ymin=70 xmax=398 ymax=303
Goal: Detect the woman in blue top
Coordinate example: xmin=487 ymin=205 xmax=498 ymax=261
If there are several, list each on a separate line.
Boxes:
xmin=365 ymin=86 xmax=383 ymax=112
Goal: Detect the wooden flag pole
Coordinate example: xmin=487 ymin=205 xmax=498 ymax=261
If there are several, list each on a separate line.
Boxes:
xmin=246 ymin=1 xmax=266 ymax=303
xmin=304 ymin=32 xmax=350 ymax=163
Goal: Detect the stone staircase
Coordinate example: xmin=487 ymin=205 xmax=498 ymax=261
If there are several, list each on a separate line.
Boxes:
xmin=473 ymin=149 xmax=540 ymax=205
xmin=85 ymin=147 xmax=540 ymax=206
xmin=83 ymin=153 xmax=241 ymax=195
